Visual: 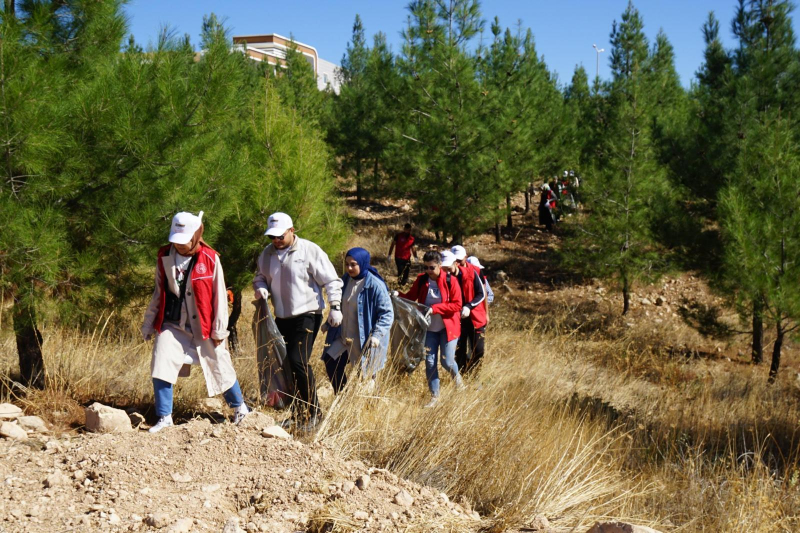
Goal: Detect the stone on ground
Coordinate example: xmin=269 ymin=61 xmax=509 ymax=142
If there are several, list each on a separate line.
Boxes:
xmin=145 ymin=512 xmax=172 ymax=528
xmin=166 ymin=517 xmax=194 ymax=533
xmin=261 ymin=425 xmax=291 ymax=440
xmin=356 ymin=474 xmax=370 ymax=491
xmin=0 ymin=403 xmax=22 ymax=420
xmin=18 ymin=415 xmax=48 ymax=433
xmin=393 ymin=489 xmax=414 ymax=507
xmin=237 ymin=411 xmax=275 ymax=430
xmin=586 ymin=522 xmax=663 ymax=533
xmin=0 ymin=421 xmax=28 ymax=440
xmin=84 ymin=402 xmax=133 ymax=433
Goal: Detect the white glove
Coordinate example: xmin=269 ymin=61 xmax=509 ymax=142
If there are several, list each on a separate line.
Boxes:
xmin=392 ymin=290 xmax=399 ymax=297
xmin=424 ymin=308 xmax=433 ymax=326
xmin=255 ymin=288 xmax=268 ymax=300
xmin=461 ymin=306 xmax=471 ymax=318
xmin=366 ymin=336 xmax=380 ymax=349
xmin=328 ymin=308 xmax=343 ymax=327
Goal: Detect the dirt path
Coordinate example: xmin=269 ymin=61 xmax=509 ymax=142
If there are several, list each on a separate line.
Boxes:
xmin=0 ymin=413 xmax=481 ymax=532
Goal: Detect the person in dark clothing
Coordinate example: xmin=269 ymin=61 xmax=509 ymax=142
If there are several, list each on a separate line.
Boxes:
xmin=387 ymin=223 xmax=418 ymax=285
xmin=538 ymin=184 xmax=557 ymax=232
xmin=449 ymin=246 xmax=487 ymax=373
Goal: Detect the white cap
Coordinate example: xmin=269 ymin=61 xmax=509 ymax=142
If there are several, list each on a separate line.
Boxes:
xmin=467 ymin=256 xmax=484 ymax=269
xmin=168 ymin=211 xmax=203 ymax=245
xmin=440 ymin=250 xmax=457 ymax=267
xmin=451 ymin=245 xmax=467 ymax=260
xmin=265 ymin=212 xmax=293 ymax=237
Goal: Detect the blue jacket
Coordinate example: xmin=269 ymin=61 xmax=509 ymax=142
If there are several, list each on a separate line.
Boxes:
xmin=323 ymin=271 xmax=394 ymax=375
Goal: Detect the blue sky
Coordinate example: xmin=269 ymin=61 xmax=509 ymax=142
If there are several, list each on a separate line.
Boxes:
xmin=124 ymin=1 xmax=800 ymax=87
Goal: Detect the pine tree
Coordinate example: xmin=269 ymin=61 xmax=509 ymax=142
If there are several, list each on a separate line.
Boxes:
xmin=392 ymin=0 xmax=489 ymax=242
xmin=274 ymin=36 xmax=328 ymax=127
xmin=565 ymin=1 xmax=674 ymax=314
xmin=720 ymin=113 xmax=800 ymax=381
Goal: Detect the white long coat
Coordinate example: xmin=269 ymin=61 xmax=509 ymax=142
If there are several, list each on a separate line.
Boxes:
xmin=141 ymin=246 xmax=238 ymax=397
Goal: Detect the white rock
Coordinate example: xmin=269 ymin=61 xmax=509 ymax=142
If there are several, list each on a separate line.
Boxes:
xmin=586 ymin=522 xmax=664 ymax=533
xmin=201 ymin=483 xmax=221 ymax=493
xmin=393 ymin=490 xmax=414 ymax=507
xmin=356 ymin=474 xmax=370 ymax=491
xmin=342 ymin=481 xmax=355 ymax=493
xmin=0 ymin=403 xmax=22 ymax=420
xmin=222 ymin=517 xmax=246 ymax=533
xmin=17 ymin=416 xmax=47 ymax=433
xmin=109 ymin=514 xmax=121 ymax=525
xmin=237 ymin=411 xmax=275 ymax=430
xmin=170 ymin=473 xmax=192 ymax=483
xmin=166 ymin=518 xmax=193 ymax=533
xmin=353 ymin=510 xmax=369 ymax=520
xmin=44 ymin=472 xmax=69 ymax=488
xmin=84 ymin=403 xmax=133 ymax=434
xmin=529 ymin=514 xmax=550 ymax=530
xmin=196 ymin=398 xmax=224 ymax=411
xmin=145 ymin=513 xmax=171 ymax=528
xmin=0 ymin=421 xmax=28 ymax=440
xmin=261 ymin=426 xmax=291 ymax=440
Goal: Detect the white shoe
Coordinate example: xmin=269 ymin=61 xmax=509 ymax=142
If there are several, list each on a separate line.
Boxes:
xmin=455 ymin=375 xmax=466 ymax=390
xmin=233 ymin=404 xmax=250 ymax=425
xmin=423 ymin=396 xmax=439 ymax=409
xmin=149 ymin=415 xmax=173 ymax=433
xmin=364 ymin=378 xmax=376 ymax=394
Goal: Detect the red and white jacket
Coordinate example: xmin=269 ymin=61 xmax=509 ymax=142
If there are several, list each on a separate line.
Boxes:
xmin=142 ymin=243 xmax=229 ymax=342
xmin=400 ymin=272 xmax=463 ymax=342
xmin=456 ymin=262 xmax=487 ymax=329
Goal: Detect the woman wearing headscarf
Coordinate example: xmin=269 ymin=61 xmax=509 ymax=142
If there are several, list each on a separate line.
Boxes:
xmin=322 ymin=248 xmax=394 ymax=394
xmin=141 ymin=211 xmax=249 ymax=433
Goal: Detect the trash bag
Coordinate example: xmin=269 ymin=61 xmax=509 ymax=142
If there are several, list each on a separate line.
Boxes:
xmin=252 ymin=299 xmax=294 ymax=408
xmin=389 ymin=295 xmax=430 ymax=373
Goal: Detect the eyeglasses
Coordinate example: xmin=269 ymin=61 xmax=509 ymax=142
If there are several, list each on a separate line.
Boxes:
xmin=423 ymin=265 xmax=439 ymax=271
xmin=269 ymin=230 xmax=289 ymax=241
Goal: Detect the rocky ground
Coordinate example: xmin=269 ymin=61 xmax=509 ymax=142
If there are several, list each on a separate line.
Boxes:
xmin=0 ymin=409 xmax=482 ymax=533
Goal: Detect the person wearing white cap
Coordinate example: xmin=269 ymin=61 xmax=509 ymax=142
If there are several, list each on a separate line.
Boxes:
xmin=397 ymin=250 xmax=463 ymax=407
xmin=142 ymin=211 xmax=249 ymax=433
xmin=253 ymin=212 xmax=343 ymax=430
xmin=448 ymin=246 xmax=487 ymax=373
xmin=467 ymin=256 xmax=494 ymax=306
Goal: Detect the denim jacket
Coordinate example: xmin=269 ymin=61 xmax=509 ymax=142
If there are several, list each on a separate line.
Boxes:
xmin=323 ymin=271 xmax=394 ymax=375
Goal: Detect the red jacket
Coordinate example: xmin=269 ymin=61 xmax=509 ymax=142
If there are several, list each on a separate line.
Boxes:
xmin=457 ymin=263 xmax=487 ymax=329
xmin=153 ymin=243 xmax=219 ymax=340
xmin=400 ymin=272 xmax=462 ymax=342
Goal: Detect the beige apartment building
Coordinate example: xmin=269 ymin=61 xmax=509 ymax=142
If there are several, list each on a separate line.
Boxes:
xmin=232 ymin=33 xmax=340 ymax=93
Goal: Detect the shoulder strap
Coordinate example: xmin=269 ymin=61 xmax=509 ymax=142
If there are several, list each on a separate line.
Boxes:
xmin=180 ymin=253 xmax=199 ymax=299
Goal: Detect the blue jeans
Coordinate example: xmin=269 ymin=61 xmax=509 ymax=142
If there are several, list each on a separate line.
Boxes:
xmin=424 ymin=330 xmax=459 ymax=396
xmin=153 ymin=378 xmax=244 ymax=417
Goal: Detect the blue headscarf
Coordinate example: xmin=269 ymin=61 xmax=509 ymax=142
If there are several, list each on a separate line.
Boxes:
xmin=346 ymin=247 xmax=386 ymax=285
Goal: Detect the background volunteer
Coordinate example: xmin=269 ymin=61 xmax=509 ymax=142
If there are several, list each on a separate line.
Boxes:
xmin=450 ymin=245 xmax=487 ymax=373
xmin=253 ymin=212 xmax=343 ymax=430
xmin=142 ymin=211 xmax=249 ymax=433
xmin=387 ymin=223 xmax=418 ymax=285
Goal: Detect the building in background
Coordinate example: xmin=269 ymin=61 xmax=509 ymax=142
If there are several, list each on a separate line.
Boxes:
xmin=232 ymin=33 xmax=340 ymax=93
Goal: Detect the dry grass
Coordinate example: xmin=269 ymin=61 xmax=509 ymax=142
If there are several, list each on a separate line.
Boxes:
xmin=1 ymin=292 xmax=799 ymax=531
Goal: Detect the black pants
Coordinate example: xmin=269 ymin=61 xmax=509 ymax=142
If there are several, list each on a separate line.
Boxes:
xmin=395 ymin=257 xmax=411 ymax=285
xmin=455 ymin=319 xmax=486 ymax=374
xmin=274 ymin=313 xmax=322 ymax=420
xmin=322 ymin=352 xmax=349 ymax=395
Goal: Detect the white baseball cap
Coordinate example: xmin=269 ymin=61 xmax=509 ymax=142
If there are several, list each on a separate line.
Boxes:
xmin=440 ymin=250 xmax=457 ymax=267
xmin=467 ymin=256 xmax=484 ymax=269
xmin=265 ymin=212 xmax=293 ymax=237
xmin=451 ymin=245 xmax=467 ymax=260
xmin=168 ymin=211 xmax=203 ymax=245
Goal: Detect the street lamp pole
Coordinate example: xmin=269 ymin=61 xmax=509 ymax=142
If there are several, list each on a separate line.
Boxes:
xmin=592 ymin=44 xmax=605 ymax=80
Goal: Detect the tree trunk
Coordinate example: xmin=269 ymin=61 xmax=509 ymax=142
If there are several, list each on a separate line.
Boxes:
xmin=372 ymin=157 xmax=380 ymax=195
xmin=752 ymin=297 xmax=764 ymax=364
xmin=227 ymin=290 xmax=243 ymax=353
xmin=13 ymin=297 xmax=45 ymax=389
xmin=621 ymin=276 xmax=630 ymax=316
xmin=524 ymin=187 xmax=531 ymax=214
xmin=505 ymin=194 xmax=513 ymax=230
xmin=768 ymin=322 xmax=784 ymax=384
xmin=494 ymin=221 xmax=501 ymax=244
xmin=355 ymin=159 xmax=363 ymax=203
xmin=4 ymin=0 xmax=15 ymax=18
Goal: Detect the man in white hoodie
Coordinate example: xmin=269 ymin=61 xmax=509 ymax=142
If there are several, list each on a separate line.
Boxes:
xmin=253 ymin=213 xmax=343 ymax=430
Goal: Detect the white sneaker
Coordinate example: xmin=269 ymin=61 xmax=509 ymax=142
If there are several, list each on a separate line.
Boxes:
xmin=455 ymin=375 xmax=466 ymax=390
xmin=149 ymin=415 xmax=173 ymax=433
xmin=233 ymin=404 xmax=250 ymax=425
xmin=423 ymin=396 xmax=439 ymax=409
